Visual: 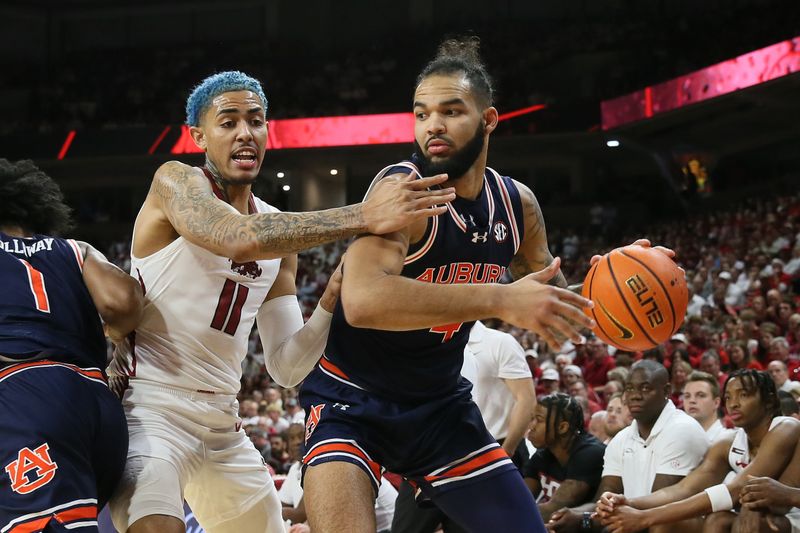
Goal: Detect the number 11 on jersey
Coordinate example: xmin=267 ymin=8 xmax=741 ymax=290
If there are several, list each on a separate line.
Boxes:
xmin=210 ymin=279 xmax=249 ymax=335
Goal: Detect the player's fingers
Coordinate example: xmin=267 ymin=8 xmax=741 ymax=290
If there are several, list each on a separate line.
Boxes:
xmin=632 ymin=238 xmax=651 ymax=247
xmin=408 ymin=173 xmax=449 ymax=188
xmin=767 ymin=514 xmax=781 ymax=532
xmin=653 ymin=245 xmax=676 ymax=257
xmin=412 ymin=190 xmax=456 ymax=207
xmin=553 ymin=286 xmax=594 ymax=311
xmin=410 ymin=205 xmax=449 ymax=219
xmin=590 ymin=254 xmax=603 ymax=266
xmin=538 ymin=327 xmax=562 ymax=353
xmin=528 ymin=257 xmax=561 ymax=283
xmin=547 ymin=313 xmax=585 ymax=344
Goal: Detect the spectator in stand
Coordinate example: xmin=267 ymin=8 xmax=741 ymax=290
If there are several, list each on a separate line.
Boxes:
xmin=523 ymin=393 xmax=606 ymax=523
xmin=604 ymin=393 xmax=632 ymax=445
xmin=583 ymin=337 xmax=615 ymax=388
xmin=568 ymin=379 xmax=602 ymax=417
xmin=248 ymin=427 xmax=272 ymax=461
xmin=768 ymin=360 xmax=800 ymax=396
xmin=770 ymin=337 xmax=800 ymax=377
xmin=268 ymin=433 xmax=290 ymax=474
xmin=669 ymin=360 xmax=692 ymax=409
xmin=727 ymin=340 xmax=763 ymax=371
xmin=265 ymin=402 xmax=290 ymax=434
xmin=285 ymin=397 xmax=305 ymax=425
xmin=554 ymin=353 xmax=572 ymax=376
xmin=240 ymin=399 xmax=261 ymax=426
xmin=699 ymin=350 xmax=728 ymax=389
xmin=589 ymin=411 xmax=609 ymax=443
xmin=788 ymin=313 xmax=800 ymax=354
xmin=776 ymin=299 xmax=796 ymax=334
xmin=547 ymin=361 xmax=709 ymax=532
xmin=561 ymin=365 xmax=582 ymax=389
xmin=778 ymin=390 xmax=800 ymax=420
xmin=538 ymin=368 xmax=561 ymax=397
xmin=683 ymin=371 xmax=734 ymax=443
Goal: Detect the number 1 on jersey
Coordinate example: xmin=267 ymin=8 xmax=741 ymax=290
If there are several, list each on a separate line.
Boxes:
xmin=19 ymin=259 xmax=50 ymax=313
xmin=211 ymin=279 xmax=249 ymax=335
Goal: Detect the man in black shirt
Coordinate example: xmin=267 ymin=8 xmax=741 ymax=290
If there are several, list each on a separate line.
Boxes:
xmin=523 ymin=393 xmax=606 ymax=522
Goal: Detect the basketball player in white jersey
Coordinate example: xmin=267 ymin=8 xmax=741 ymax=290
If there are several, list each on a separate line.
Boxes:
xmin=596 ymin=370 xmax=800 ymax=533
xmin=106 ymin=71 xmax=456 ymax=533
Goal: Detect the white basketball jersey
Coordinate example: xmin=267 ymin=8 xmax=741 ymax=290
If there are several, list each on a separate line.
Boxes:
xmin=728 ymin=416 xmax=792 ymax=473
xmin=108 ymin=195 xmax=281 ymax=394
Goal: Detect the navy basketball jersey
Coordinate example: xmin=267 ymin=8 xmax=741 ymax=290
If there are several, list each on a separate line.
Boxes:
xmin=0 ymin=233 xmax=106 ymax=368
xmin=324 ymin=158 xmax=525 ymax=401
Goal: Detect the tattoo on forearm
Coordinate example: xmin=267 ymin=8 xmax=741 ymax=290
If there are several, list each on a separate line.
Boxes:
xmin=154 ymin=162 xmax=367 ymax=257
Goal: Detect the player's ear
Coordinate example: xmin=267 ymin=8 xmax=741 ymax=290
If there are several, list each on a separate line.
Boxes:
xmin=189 ymin=126 xmax=207 ymax=151
xmin=483 ymin=107 xmax=499 ymax=135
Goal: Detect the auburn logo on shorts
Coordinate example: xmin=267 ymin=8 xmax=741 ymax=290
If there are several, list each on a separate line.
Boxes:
xmin=5 ymin=443 xmax=58 ymax=494
xmin=305 ymin=404 xmax=325 ymax=444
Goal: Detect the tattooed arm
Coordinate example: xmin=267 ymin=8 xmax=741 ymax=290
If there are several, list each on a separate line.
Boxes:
xmin=509 ymin=180 xmax=568 ymax=287
xmin=143 ymin=161 xmax=454 ymax=261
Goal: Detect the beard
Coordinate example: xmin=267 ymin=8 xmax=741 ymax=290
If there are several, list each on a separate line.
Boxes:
xmin=413 ymin=122 xmax=485 ymax=180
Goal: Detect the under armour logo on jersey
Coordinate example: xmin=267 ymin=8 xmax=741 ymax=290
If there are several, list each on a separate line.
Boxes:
xmin=230 ymin=260 xmax=262 ymax=279
xmin=493 ymin=221 xmax=508 ymax=243
xmin=305 ymin=404 xmax=325 ymax=444
xmin=471 ymin=232 xmax=488 ymax=243
xmin=333 ymin=403 xmax=350 ymax=411
xmin=5 ymin=443 xmax=58 ymax=495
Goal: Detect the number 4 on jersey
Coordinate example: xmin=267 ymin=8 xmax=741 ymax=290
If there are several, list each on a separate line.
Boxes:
xmin=18 ymin=259 xmax=50 ymax=313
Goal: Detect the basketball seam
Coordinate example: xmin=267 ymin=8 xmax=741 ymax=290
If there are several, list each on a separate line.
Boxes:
xmin=606 ymin=253 xmax=657 ymax=346
xmin=587 ymin=260 xmax=618 ymax=346
xmin=619 ymin=249 xmax=678 ymax=336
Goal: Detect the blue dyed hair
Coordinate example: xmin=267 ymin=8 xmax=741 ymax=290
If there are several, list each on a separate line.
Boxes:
xmin=185 ymin=71 xmax=268 ymax=126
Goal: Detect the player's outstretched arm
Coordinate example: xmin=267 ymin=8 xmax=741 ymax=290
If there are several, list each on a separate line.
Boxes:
xmin=150 ymin=161 xmax=455 ymax=261
xmin=78 ymin=242 xmax=144 ymax=343
xmin=341 ymin=224 xmax=593 ymax=347
xmin=256 ymin=256 xmax=342 ymax=387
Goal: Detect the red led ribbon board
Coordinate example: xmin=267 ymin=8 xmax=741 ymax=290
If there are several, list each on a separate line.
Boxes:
xmin=601 ymin=36 xmax=800 ymax=130
xmin=171 ymin=112 xmax=415 ymax=154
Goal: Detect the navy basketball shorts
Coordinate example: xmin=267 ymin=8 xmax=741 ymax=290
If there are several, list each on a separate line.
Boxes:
xmin=0 ymin=361 xmax=128 ymax=532
xmin=299 ymin=357 xmax=517 ymax=499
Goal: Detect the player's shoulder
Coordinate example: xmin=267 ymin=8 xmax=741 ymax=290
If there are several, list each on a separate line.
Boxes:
xmin=153 ymin=160 xmax=205 ymax=186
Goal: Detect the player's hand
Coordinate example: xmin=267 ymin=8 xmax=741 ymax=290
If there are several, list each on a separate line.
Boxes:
xmin=601 ymin=505 xmax=649 ymax=533
xmin=500 ymin=257 xmax=595 ymax=351
xmin=288 ymin=524 xmax=311 ymax=533
xmin=319 ymin=256 xmax=344 ymax=313
xmin=589 ymin=239 xmax=676 ymax=266
xmin=362 ymin=171 xmax=455 ymax=234
xmin=595 ymin=491 xmax=627 ymax=518
xmin=741 ymin=475 xmax=799 ymax=511
xmin=546 ymin=508 xmax=582 ymax=532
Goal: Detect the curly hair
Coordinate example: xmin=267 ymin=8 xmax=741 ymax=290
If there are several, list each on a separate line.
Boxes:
xmin=723 ymin=369 xmax=780 ymax=418
xmin=416 ymin=36 xmax=494 ymax=107
xmin=185 ymin=71 xmax=268 ymax=126
xmin=0 ymin=159 xmax=72 ymax=235
xmin=539 ymin=392 xmax=584 ymax=448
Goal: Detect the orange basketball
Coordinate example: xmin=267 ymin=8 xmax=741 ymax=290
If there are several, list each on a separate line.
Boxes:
xmin=581 ymin=245 xmax=688 ymax=351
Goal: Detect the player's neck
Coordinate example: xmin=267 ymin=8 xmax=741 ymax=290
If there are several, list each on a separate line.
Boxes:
xmin=745 ymin=414 xmax=774 ymax=448
xmin=700 ymin=416 xmax=718 ymax=432
xmin=449 ymin=153 xmax=488 ymax=200
xmin=205 ymin=159 xmax=253 ymax=214
xmin=0 ymin=225 xmax=30 ymax=238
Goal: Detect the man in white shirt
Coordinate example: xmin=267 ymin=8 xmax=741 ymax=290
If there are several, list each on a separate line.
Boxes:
xmin=547 ymin=360 xmax=708 ymax=531
xmin=683 ymin=371 xmax=735 ymax=443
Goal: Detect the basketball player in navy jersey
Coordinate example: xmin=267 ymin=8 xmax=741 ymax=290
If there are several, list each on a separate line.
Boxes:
xmin=0 ymin=159 xmax=144 ymax=532
xmin=298 ymin=37 xmax=608 ymax=533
